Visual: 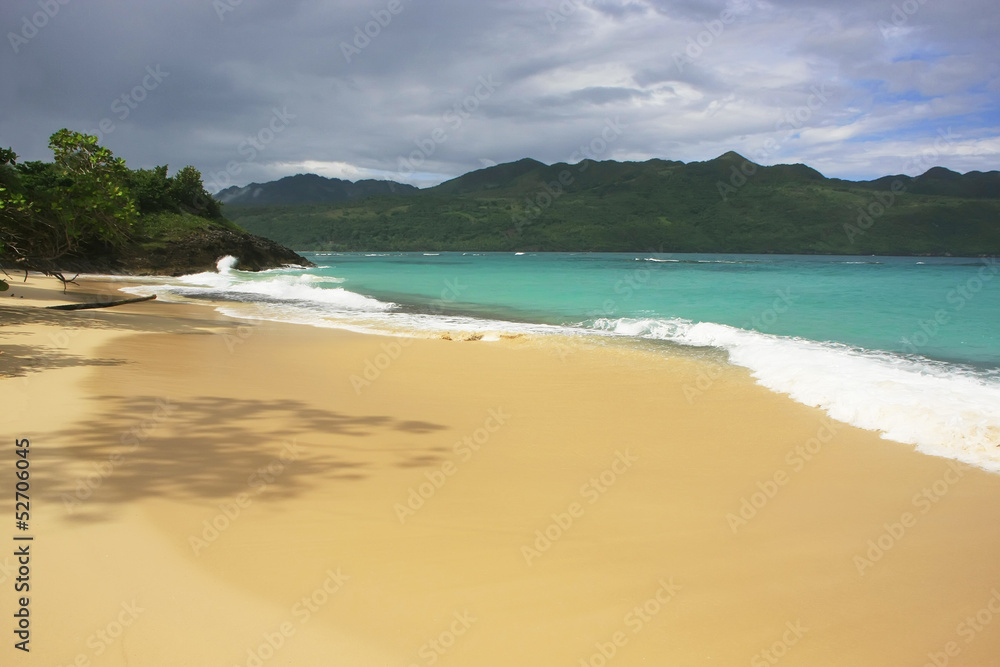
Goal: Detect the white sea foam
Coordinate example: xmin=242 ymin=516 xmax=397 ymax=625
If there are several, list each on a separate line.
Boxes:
xmin=123 ymin=263 xmax=392 ymax=313
xmin=217 ymin=255 xmax=239 ymax=273
xmin=209 ymin=301 xmax=567 ymax=339
xmin=230 ymin=280 xmax=392 ymax=310
xmin=591 ymin=317 xmax=1000 ymax=472
xmin=119 ymin=262 xmax=566 ymax=338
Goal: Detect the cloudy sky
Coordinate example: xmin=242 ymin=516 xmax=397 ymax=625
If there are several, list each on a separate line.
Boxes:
xmin=2 ymin=0 xmax=998 ymax=190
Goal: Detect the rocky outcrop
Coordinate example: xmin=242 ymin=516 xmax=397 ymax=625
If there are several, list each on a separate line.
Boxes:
xmin=120 ymin=227 xmax=313 ymax=276
xmin=4 ymin=227 xmax=314 ymax=277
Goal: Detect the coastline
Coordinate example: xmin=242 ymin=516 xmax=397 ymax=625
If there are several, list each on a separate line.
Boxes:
xmin=4 ymin=274 xmax=1000 ymax=666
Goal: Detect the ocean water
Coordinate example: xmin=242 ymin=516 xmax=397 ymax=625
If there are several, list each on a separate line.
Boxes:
xmin=121 ymin=252 xmax=1000 ymax=472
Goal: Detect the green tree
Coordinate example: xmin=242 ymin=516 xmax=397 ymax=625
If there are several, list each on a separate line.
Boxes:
xmin=0 ymin=131 xmax=137 ymax=276
xmin=46 ymin=129 xmax=137 ymax=250
xmin=0 ymin=146 xmax=23 ymax=290
xmin=171 ymin=165 xmax=222 ymax=219
xmin=126 ymin=165 xmax=174 ymax=215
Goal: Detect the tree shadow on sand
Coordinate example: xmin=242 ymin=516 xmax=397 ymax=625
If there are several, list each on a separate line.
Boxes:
xmin=0 ymin=342 xmax=127 ymax=378
xmin=0 ymin=302 xmax=233 ymax=334
xmin=0 ymin=302 xmax=236 ymax=379
xmin=38 ymin=394 xmax=450 ymax=522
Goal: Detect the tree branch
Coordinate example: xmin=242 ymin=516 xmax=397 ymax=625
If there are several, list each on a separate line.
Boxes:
xmin=46 ymin=294 xmax=156 ymax=310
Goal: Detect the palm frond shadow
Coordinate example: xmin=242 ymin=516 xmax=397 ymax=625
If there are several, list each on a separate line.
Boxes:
xmin=39 ymin=395 xmax=449 ymax=522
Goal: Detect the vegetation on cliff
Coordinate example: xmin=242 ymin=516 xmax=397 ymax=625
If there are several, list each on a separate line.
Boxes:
xmin=0 ymin=130 xmax=309 ymax=290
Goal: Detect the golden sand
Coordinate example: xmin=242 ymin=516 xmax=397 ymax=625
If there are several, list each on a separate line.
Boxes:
xmin=3 ymin=275 xmax=1000 ymax=666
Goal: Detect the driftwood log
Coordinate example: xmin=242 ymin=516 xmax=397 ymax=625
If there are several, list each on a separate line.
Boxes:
xmin=45 ymin=294 xmax=157 ymax=311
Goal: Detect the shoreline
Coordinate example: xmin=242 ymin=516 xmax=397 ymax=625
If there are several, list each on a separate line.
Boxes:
xmin=301 ymin=250 xmax=999 ymax=258
xmin=108 ymin=260 xmax=1000 ymax=474
xmin=3 ymin=274 xmax=1000 ymax=665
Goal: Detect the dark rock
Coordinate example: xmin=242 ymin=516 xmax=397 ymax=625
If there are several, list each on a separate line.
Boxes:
xmin=3 ymin=228 xmax=313 ymax=277
xmin=121 ymin=228 xmax=314 ymax=276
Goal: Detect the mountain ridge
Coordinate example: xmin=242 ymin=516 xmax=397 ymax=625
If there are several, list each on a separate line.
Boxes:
xmin=221 ymin=154 xmax=1000 ymax=255
xmin=215 ymin=172 xmax=416 ymax=205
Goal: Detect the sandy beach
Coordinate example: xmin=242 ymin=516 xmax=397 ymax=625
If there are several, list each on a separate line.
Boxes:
xmin=3 ymin=274 xmax=1000 ymax=667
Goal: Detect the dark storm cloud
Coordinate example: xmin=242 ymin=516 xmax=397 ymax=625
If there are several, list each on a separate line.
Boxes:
xmin=1 ymin=0 xmax=997 ymax=188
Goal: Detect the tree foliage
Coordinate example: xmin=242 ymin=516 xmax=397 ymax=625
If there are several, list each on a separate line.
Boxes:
xmin=1 ymin=131 xmax=137 ymax=272
xmin=170 ymin=165 xmax=222 ymax=219
xmin=1 ymin=129 xmax=225 ymax=285
xmin=127 ymin=165 xmax=173 ymax=215
xmin=126 ymin=164 xmax=222 ymax=219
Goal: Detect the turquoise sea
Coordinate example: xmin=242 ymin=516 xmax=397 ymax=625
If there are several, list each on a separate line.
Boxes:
xmin=123 ymin=252 xmax=1000 ymax=471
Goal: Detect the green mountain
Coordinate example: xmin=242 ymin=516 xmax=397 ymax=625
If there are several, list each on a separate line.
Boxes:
xmin=224 ymin=152 xmax=1000 ymax=255
xmin=215 ymin=173 xmax=416 ymax=205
